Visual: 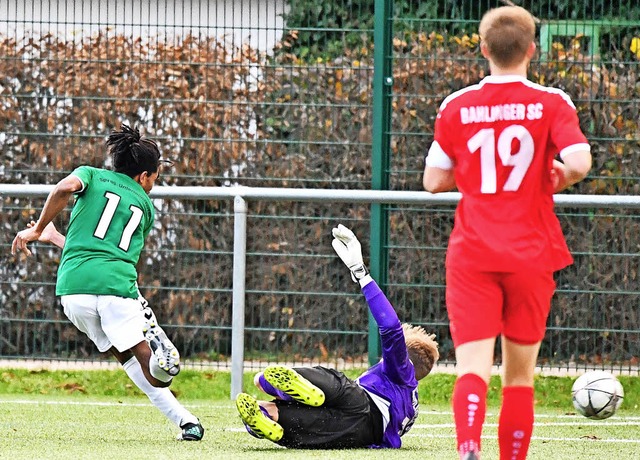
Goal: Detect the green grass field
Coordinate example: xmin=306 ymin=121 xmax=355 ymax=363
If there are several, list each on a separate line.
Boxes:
xmin=0 ymin=368 xmax=638 ymax=459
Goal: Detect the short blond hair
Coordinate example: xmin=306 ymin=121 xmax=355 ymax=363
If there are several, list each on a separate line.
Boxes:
xmin=403 ymin=324 xmax=439 ymax=381
xmin=479 ymin=6 xmax=535 ymax=68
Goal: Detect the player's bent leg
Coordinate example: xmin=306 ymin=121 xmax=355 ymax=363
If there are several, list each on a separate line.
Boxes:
xmin=98 ymin=296 xmax=175 ymax=386
xmin=126 ymin=341 xmax=171 ymax=387
xmin=142 ymin=305 xmax=181 ymax=378
xmin=236 ymin=393 xmax=284 ymax=442
xmin=119 ymin=354 xmax=204 ymax=441
xmin=263 ymin=366 xmax=325 ymax=407
xmin=254 ymin=372 xmax=294 ymax=401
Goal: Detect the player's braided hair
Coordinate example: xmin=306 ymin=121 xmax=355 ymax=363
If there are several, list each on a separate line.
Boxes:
xmin=107 ymin=123 xmax=162 ymax=178
xmin=402 ymin=323 xmax=440 ymax=381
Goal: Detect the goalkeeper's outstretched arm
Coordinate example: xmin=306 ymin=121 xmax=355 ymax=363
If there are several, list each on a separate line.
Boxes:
xmin=331 ymin=224 xmax=400 ymax=328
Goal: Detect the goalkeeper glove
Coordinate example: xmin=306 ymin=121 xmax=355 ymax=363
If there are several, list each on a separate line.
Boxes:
xmin=331 ymin=224 xmax=370 ymax=282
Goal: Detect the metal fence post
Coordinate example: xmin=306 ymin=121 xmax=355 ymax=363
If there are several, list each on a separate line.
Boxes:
xmin=369 ymin=0 xmax=394 ymax=365
xmin=230 ymin=195 xmax=247 ymax=400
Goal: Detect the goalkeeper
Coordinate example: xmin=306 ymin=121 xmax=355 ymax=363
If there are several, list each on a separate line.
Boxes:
xmin=235 ymin=224 xmax=439 ymax=449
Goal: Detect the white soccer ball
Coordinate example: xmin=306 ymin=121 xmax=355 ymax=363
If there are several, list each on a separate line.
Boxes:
xmin=571 ymin=371 xmax=624 ymax=420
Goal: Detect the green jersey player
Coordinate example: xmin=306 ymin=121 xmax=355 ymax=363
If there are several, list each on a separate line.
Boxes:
xmin=12 ymin=124 xmax=204 ymax=441
xmin=55 ymin=165 xmax=155 ymax=299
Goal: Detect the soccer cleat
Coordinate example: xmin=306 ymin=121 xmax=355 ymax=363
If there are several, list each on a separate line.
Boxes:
xmin=142 ymin=306 xmax=181 ymax=376
xmin=461 ymin=451 xmax=480 ymax=460
xmin=235 ymin=393 xmax=284 ymax=442
xmin=262 ymin=365 xmax=325 ymax=407
xmin=177 ymin=421 xmax=204 ymax=441
xmin=243 ymin=420 xmax=264 ymax=439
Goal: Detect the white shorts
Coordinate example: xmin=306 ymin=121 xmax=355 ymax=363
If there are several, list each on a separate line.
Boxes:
xmin=61 ymin=294 xmax=146 ymax=353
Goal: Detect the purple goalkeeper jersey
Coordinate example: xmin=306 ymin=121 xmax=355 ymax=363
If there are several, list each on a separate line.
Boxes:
xmin=355 ymin=279 xmax=420 ymax=448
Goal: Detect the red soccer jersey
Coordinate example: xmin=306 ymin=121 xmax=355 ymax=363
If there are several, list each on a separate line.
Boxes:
xmin=426 ymin=75 xmax=590 ymax=272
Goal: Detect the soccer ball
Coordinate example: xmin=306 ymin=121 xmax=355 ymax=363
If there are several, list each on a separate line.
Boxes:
xmin=571 ymin=371 xmax=624 ymax=420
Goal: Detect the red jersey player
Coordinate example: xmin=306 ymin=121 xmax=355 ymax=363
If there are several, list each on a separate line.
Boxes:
xmin=422 ymin=6 xmax=591 ymax=460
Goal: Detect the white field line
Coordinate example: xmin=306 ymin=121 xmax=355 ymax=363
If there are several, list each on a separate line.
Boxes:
xmin=219 ymin=427 xmax=640 ymax=444
xmin=5 ymin=399 xmax=638 ymax=444
xmin=0 ymin=399 xmax=225 ymax=409
xmin=424 ymin=411 xmax=640 ymax=421
xmin=4 ymin=399 xmax=639 ymax=422
xmin=413 ymin=422 xmax=640 ymax=428
xmin=405 ymin=433 xmax=640 ymax=444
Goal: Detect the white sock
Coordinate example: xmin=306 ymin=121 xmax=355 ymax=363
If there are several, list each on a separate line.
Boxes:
xmin=122 ymin=356 xmax=199 ymax=427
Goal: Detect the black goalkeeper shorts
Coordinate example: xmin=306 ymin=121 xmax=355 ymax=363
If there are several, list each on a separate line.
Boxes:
xmin=274 ymin=366 xmax=383 ymax=449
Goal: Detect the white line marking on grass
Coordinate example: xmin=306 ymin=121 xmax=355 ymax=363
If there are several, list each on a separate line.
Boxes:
xmin=0 ymin=399 xmax=227 ymax=409
xmin=535 ymin=421 xmax=640 ymax=426
xmin=534 ymin=414 xmax=640 ymax=421
xmin=26 ymin=419 xmax=638 ymax=447
xmin=226 ymin=427 xmax=251 ymax=433
xmin=529 ymin=436 xmax=640 ymax=444
xmin=5 ymin=400 xmax=637 ymax=420
xmin=213 ymin=426 xmax=640 ymax=445
xmin=422 ymin=411 xmax=640 ymax=421
xmin=3 ymin=399 xmax=153 ymax=407
xmin=407 ymin=433 xmax=640 ymax=444
xmin=414 ymin=421 xmax=640 ymax=429
xmin=5 ymin=398 xmax=638 ymax=441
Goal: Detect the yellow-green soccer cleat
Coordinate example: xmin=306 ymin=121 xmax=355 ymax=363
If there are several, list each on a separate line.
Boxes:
xmin=262 ymin=366 xmax=325 ymax=407
xmin=235 ymin=393 xmax=284 ymax=442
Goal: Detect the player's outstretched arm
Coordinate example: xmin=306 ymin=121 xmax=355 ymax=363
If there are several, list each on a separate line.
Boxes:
xmin=331 ymin=224 xmax=371 ymax=285
xmin=27 ymin=220 xmax=66 ymax=249
xmin=11 ymin=175 xmax=81 ymax=256
xmin=331 ymin=224 xmax=400 ymax=329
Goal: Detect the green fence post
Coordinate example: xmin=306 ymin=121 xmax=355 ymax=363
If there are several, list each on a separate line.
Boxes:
xmin=369 ymin=0 xmax=393 ymax=366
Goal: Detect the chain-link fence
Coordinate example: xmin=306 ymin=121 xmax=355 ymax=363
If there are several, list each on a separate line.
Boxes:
xmin=1 ymin=0 xmax=639 ymax=373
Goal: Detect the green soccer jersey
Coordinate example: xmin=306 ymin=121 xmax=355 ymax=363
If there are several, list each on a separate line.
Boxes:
xmin=56 ymin=166 xmax=155 ymax=298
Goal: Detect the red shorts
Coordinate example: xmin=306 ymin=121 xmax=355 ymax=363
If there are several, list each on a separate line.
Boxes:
xmin=446 ymin=267 xmax=556 ymax=347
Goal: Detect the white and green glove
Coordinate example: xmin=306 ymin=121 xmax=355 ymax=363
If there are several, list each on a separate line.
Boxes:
xmin=331 ymin=224 xmax=370 ymax=283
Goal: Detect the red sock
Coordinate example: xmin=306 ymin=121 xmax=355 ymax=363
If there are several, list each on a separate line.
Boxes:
xmin=453 ymin=373 xmax=487 ymax=456
xmin=499 ymin=386 xmax=534 ymax=460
